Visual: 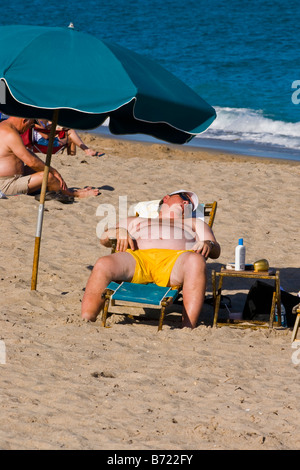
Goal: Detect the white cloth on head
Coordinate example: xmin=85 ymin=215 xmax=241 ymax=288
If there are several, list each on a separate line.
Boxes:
xmin=129 ymin=199 xmax=204 ymax=220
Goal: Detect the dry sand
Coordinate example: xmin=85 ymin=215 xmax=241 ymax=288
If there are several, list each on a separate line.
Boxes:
xmin=0 ymin=133 xmax=299 ymax=450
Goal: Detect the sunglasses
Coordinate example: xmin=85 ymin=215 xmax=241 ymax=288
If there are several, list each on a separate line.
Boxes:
xmin=178 ymin=193 xmax=192 ymax=204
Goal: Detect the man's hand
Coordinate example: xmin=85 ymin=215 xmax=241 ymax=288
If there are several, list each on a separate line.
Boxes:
xmin=116 ymin=227 xmax=135 ymax=252
xmin=50 ymin=167 xmax=67 ymax=191
xmin=192 ymin=240 xmax=214 ymax=259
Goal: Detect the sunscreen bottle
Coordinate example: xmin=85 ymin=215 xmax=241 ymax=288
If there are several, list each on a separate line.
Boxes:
xmin=235 ymin=238 xmax=245 ymax=271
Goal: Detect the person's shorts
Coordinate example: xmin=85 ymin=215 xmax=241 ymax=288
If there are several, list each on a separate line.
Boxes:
xmin=36 ymin=137 xmax=61 ymax=147
xmin=0 ymin=174 xmax=31 ymax=195
xmin=126 ymin=248 xmax=192 ymax=287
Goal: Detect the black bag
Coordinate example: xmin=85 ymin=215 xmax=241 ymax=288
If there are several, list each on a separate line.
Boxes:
xmin=242 ymin=280 xmax=298 ymax=327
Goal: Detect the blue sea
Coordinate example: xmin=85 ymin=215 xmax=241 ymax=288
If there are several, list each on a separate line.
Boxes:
xmin=1 ymin=0 xmax=300 ymax=161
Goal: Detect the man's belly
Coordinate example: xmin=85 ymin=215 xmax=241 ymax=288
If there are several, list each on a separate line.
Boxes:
xmin=0 ymin=159 xmax=24 ymax=177
xmin=134 ymin=224 xmax=196 ymax=250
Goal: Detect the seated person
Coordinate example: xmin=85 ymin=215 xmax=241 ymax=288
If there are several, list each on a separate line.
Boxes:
xmin=81 ymin=190 xmax=221 ymax=328
xmin=0 ymin=116 xmax=99 ymax=198
xmin=31 ymin=119 xmax=104 ymax=157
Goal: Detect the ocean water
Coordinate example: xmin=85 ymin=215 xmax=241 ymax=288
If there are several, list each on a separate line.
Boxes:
xmin=1 ymin=0 xmax=300 ymax=160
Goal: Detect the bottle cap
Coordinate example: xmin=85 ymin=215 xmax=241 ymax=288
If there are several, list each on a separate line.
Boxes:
xmin=238 ymin=238 xmax=243 ymax=245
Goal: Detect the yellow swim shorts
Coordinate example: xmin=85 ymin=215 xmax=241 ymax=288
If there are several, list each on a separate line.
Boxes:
xmin=126 ymin=248 xmax=191 ymax=287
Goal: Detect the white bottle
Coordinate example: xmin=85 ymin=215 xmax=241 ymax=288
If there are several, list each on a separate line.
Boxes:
xmin=275 ymin=302 xmax=287 ymax=327
xmin=235 ymin=238 xmax=246 ymax=271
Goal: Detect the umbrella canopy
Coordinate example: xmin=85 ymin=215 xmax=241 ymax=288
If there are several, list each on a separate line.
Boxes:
xmin=0 ymin=24 xmax=216 ymax=144
xmin=0 ymin=24 xmax=216 ymax=289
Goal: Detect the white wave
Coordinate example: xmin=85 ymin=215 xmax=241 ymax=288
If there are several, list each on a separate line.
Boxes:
xmin=199 ymin=107 xmax=300 ymax=150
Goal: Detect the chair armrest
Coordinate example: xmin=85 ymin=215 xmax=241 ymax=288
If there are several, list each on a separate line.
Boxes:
xmin=109 ymin=237 xmax=117 ymax=253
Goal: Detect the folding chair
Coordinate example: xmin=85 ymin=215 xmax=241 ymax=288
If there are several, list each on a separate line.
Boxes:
xmin=100 ymin=201 xmax=217 ymax=330
xmin=21 ymin=126 xmax=76 ymax=155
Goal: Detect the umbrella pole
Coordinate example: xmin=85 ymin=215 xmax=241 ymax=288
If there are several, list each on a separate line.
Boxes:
xmin=31 ymin=109 xmax=59 ymax=290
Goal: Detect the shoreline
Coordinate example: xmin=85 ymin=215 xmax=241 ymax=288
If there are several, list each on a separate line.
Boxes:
xmin=85 ymin=126 xmax=300 ymax=164
xmin=82 ymin=130 xmax=300 ymax=166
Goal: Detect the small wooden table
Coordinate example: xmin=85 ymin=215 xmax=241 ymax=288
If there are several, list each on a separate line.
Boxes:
xmin=212 ymin=268 xmax=281 ymax=328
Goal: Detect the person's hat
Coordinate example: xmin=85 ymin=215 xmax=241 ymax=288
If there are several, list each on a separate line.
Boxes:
xmin=168 ymin=189 xmax=199 ymax=211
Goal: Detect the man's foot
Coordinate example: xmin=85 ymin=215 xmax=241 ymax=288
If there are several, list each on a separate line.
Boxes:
xmin=71 ymin=187 xmax=100 ymax=198
xmin=84 ymin=149 xmax=105 ymax=157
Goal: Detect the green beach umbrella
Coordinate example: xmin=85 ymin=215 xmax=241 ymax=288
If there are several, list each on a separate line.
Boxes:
xmin=0 ymin=24 xmax=216 ymax=289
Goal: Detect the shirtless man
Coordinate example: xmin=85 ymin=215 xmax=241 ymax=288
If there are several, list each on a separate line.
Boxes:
xmin=82 ymin=190 xmax=221 ymax=328
xmin=0 ymin=116 xmax=99 ymax=197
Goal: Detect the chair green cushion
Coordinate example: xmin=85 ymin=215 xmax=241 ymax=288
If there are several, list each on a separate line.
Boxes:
xmin=106 ymin=282 xmax=178 ymax=305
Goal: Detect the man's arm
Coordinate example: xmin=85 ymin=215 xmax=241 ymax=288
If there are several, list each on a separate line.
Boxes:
xmin=100 ymin=217 xmax=136 ymax=251
xmin=191 ymin=219 xmax=221 ymax=259
xmin=7 ymin=129 xmax=48 ymax=171
xmin=8 ymin=129 xmax=67 ymax=190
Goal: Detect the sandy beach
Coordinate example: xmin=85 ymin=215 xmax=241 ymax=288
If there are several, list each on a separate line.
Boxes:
xmin=0 ymin=132 xmax=299 ymax=450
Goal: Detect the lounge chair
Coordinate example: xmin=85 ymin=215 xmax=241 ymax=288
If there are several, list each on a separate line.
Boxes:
xmin=101 ymin=200 xmax=217 ymax=330
xmin=101 ymin=281 xmax=179 ymax=331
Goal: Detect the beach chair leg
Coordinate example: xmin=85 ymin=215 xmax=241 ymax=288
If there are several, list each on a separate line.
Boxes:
xmin=101 ymin=290 xmax=113 ymax=327
xmin=158 ymin=299 xmax=168 ymax=331
xmin=291 ymin=314 xmax=300 ymax=343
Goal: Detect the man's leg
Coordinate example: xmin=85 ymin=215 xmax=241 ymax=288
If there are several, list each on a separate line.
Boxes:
xmin=67 ymin=129 xmax=103 ymax=156
xmin=169 ymin=252 xmax=206 ymax=328
xmin=81 ymin=252 xmax=136 ymax=322
xmin=27 ymin=171 xmax=57 ymax=194
xmin=27 ymin=170 xmax=99 ymax=198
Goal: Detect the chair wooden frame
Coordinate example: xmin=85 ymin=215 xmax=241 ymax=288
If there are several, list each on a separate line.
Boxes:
xmin=101 ymin=282 xmax=179 ymax=331
xmin=203 ymin=202 xmax=217 ymax=229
